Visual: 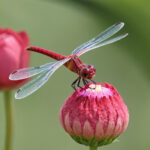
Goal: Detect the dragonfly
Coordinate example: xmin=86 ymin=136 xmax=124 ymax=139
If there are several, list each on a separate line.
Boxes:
xmin=9 ymin=22 xmax=128 ymax=99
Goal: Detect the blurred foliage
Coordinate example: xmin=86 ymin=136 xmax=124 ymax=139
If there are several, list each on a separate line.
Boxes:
xmin=0 ymin=0 xmax=150 ymax=150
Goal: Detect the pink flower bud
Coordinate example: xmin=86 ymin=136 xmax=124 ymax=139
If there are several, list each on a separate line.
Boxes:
xmin=0 ymin=28 xmax=30 ymax=90
xmin=60 ymin=83 xmax=129 ymax=147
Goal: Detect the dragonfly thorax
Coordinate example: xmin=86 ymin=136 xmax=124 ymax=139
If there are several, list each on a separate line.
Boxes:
xmin=79 ymin=64 xmax=96 ymax=79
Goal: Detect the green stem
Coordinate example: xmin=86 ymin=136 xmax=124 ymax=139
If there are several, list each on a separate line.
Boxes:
xmin=4 ymin=91 xmax=14 ymax=150
xmin=89 ymin=146 xmax=98 ymax=150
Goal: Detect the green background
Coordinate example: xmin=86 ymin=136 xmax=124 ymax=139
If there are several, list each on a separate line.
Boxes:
xmin=0 ymin=0 xmax=150 ymax=150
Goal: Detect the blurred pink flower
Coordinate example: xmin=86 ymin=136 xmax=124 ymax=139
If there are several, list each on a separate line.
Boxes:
xmin=0 ymin=28 xmax=30 ymax=90
xmin=60 ymin=82 xmax=129 ymax=147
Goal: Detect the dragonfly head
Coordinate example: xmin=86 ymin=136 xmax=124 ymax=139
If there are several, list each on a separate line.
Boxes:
xmin=80 ymin=65 xmax=96 ymax=79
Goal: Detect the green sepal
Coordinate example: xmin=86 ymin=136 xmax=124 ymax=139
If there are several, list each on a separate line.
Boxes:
xmin=70 ymin=135 xmax=118 ymax=147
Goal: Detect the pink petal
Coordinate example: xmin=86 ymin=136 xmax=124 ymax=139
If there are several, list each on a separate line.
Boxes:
xmin=64 ymin=113 xmax=73 ymax=135
xmin=83 ymin=121 xmax=94 ymax=139
xmin=95 ymin=120 xmax=104 ymax=139
xmin=73 ymin=119 xmax=82 ymax=136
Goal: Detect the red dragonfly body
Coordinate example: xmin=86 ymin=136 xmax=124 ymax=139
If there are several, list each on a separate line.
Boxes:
xmin=27 ymin=46 xmax=96 ymax=80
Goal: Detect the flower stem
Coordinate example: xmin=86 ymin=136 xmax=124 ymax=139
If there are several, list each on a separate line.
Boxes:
xmin=89 ymin=146 xmax=98 ymax=150
xmin=4 ymin=91 xmax=14 ymax=150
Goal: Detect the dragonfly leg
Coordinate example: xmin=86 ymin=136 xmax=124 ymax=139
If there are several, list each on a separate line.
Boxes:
xmin=83 ymin=79 xmax=90 ymax=85
xmin=71 ymin=77 xmax=79 ymax=90
xmin=85 ymin=79 xmax=89 ymax=84
xmin=89 ymin=79 xmax=96 ymax=84
xmin=77 ymin=77 xmax=83 ymax=89
xmin=82 ymin=79 xmax=87 ymax=86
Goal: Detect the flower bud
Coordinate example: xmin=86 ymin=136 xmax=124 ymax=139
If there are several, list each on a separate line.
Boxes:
xmin=60 ymin=83 xmax=129 ymax=147
xmin=0 ymin=28 xmax=30 ymax=90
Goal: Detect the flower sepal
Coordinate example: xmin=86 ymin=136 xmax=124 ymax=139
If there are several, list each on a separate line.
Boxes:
xmin=71 ymin=135 xmax=118 ymax=147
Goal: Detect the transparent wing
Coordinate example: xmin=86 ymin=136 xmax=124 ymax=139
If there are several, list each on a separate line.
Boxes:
xmin=15 ymin=58 xmax=70 ymax=99
xmin=9 ymin=62 xmax=56 ymax=80
xmin=72 ymin=22 xmax=125 ymax=55
xmin=77 ymin=33 xmax=128 ymax=56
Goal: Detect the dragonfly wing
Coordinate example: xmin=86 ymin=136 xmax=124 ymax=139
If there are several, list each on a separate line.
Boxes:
xmin=15 ymin=58 xmax=70 ymax=99
xmin=15 ymin=70 xmax=53 ymax=99
xmin=72 ymin=22 xmax=125 ymax=55
xmin=77 ymin=33 xmax=128 ymax=56
xmin=9 ymin=62 xmax=56 ymax=80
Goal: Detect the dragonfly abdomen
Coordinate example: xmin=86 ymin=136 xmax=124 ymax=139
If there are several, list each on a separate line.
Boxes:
xmin=27 ymin=46 xmax=67 ymax=60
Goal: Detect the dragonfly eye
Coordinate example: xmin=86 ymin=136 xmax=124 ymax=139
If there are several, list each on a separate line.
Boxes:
xmin=87 ymin=64 xmax=91 ymax=68
xmin=88 ymin=64 xmax=95 ymax=69
xmin=87 ymin=65 xmax=96 ymax=73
